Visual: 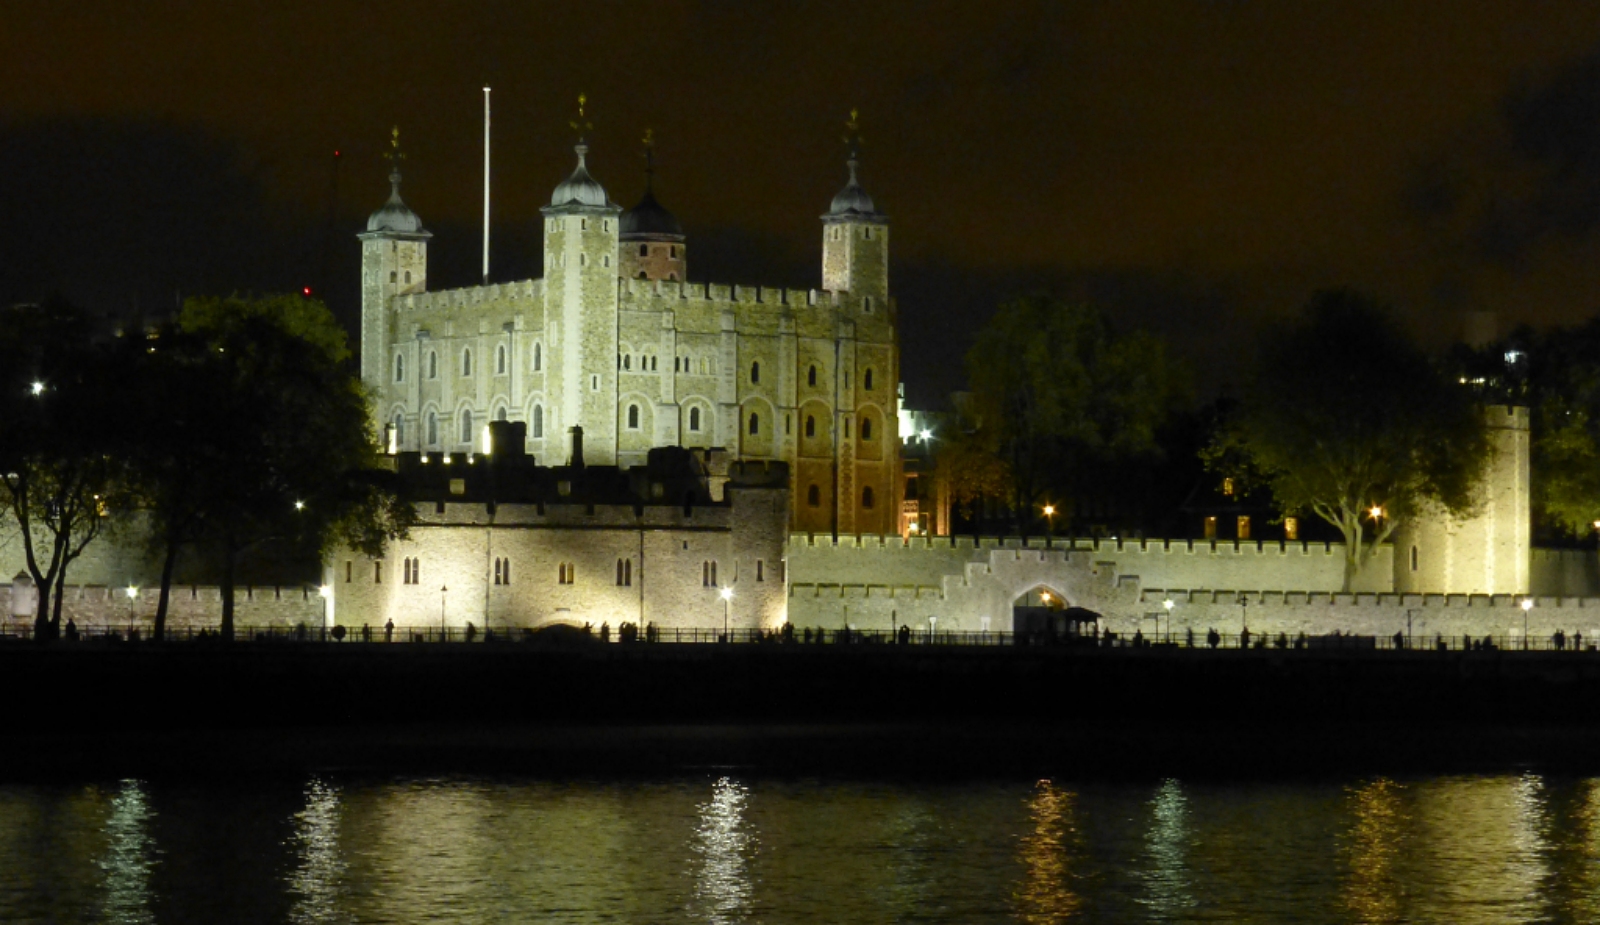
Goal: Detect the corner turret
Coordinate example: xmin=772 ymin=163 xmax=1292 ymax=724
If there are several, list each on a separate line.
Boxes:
xmin=358 ymin=127 xmax=431 ymax=434
xmin=619 ymin=131 xmax=687 ymax=282
xmin=821 ymin=109 xmax=888 ymax=311
xmin=539 ymin=96 xmax=623 ymax=466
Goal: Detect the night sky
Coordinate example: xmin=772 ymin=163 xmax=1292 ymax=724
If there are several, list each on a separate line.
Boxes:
xmin=6 ymin=1 xmax=1600 ymax=404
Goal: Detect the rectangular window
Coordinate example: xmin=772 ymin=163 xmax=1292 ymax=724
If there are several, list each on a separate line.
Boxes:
xmin=1284 ymin=516 xmax=1299 ymax=541
xmin=756 ymin=560 xmax=764 ymax=582
xmin=1237 ymin=516 xmax=1251 ymax=540
xmin=1203 ymin=516 xmax=1217 ymax=540
xmin=374 ymin=561 xmax=382 ymax=584
xmin=345 ymin=561 xmax=352 ymax=583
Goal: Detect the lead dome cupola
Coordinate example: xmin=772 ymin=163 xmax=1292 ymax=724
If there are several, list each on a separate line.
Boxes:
xmin=550 ymin=143 xmax=613 ymax=209
xmin=366 ymin=166 xmax=426 ymax=234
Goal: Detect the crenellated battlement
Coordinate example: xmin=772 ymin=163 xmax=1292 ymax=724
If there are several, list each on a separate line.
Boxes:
xmin=620 ymin=276 xmax=840 ymax=307
xmin=395 ymin=278 xmax=543 ymax=313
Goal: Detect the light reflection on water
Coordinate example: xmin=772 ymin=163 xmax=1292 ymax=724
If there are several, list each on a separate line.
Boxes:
xmin=5 ymin=773 xmax=1600 ymax=922
xmin=689 ymin=776 xmax=754 ymax=923
xmin=99 ymin=779 xmax=156 ymax=925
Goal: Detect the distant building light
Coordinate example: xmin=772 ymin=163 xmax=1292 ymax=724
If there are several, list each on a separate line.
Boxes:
xmin=29 ymin=381 xmax=43 ymax=396
xmin=1505 ymin=349 xmax=1525 ymax=365
xmin=294 ymin=500 xmax=305 ymax=511
xmin=919 ymin=429 xmax=933 ymax=442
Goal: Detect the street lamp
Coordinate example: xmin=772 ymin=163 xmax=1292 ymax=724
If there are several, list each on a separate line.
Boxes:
xmin=719 ymin=586 xmax=733 ymax=642
xmin=1521 ymin=597 xmax=1533 ymax=650
xmin=441 ymin=585 xmax=448 ymax=640
xmin=1042 ymin=504 xmax=1055 ymax=547
xmin=1163 ymin=598 xmax=1174 ymax=643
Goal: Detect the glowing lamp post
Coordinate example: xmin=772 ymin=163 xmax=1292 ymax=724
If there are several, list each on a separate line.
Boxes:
xmin=1043 ymin=504 xmax=1055 ymax=547
xmin=441 ymin=585 xmax=448 ymax=640
xmin=720 ymin=586 xmax=733 ymax=642
xmin=1163 ymin=598 xmax=1174 ymax=643
xmin=1521 ymin=597 xmax=1533 ymax=650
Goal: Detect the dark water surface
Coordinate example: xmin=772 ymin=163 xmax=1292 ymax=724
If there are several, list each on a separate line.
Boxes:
xmin=1 ymin=772 xmax=1597 ymax=923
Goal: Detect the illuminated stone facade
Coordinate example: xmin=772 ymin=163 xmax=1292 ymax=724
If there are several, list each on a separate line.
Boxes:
xmin=325 ymin=425 xmax=790 ymax=634
xmin=360 ymin=140 xmax=897 ymax=537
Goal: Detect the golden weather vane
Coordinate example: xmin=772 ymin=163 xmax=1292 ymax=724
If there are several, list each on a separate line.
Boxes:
xmin=384 ymin=126 xmax=406 ymax=165
xmin=570 ymin=93 xmax=593 ymax=138
xmin=843 ymin=108 xmax=864 ymax=156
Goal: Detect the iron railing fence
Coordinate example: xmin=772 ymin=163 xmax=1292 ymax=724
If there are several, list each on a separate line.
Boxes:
xmin=2 ymin=622 xmax=1597 ymax=653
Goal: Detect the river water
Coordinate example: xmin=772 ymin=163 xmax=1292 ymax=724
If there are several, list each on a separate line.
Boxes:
xmin=1 ymin=772 xmax=1595 ymax=923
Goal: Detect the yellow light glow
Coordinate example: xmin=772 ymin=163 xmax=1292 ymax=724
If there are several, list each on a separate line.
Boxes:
xmin=719 ymin=587 xmax=733 ymax=601
xmin=481 ymin=424 xmax=492 ymax=455
xmin=125 ymin=586 xmax=137 ymax=600
xmin=1521 ymin=598 xmax=1534 ymax=612
xmin=318 ymin=585 xmax=331 ymax=599
xmin=420 ymin=453 xmax=430 ymax=464
xmin=1163 ymin=599 xmax=1174 ymax=611
xmin=1369 ymin=506 xmax=1383 ymax=519
xmin=1043 ymin=504 xmax=1055 ymax=517
xmin=294 ymin=500 xmax=305 ymax=511
xmin=29 ymin=381 xmax=44 ymax=396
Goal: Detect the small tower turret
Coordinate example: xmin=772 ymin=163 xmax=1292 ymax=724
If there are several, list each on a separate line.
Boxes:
xmin=620 ymin=130 xmax=687 ymax=282
xmin=540 ymin=95 xmax=622 ymax=466
xmin=821 ymin=109 xmax=888 ymax=309
xmin=358 ymin=127 xmax=430 ymax=408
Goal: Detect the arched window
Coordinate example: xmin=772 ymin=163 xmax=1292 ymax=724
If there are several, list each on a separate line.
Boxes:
xmin=427 ymin=411 xmax=439 ymax=446
xmin=495 ymin=406 xmax=508 ymax=422
xmin=392 ymin=413 xmax=404 ymax=446
xmin=460 ymin=410 xmax=473 ymax=444
xmin=623 ymin=354 xmax=631 ymax=371
xmin=462 ymin=349 xmax=472 ymax=377
xmin=805 ymin=416 xmax=815 ymax=438
xmin=864 ymin=368 xmax=874 ymax=391
xmin=863 ymin=296 xmax=873 ymax=313
xmin=627 ymin=404 xmax=640 ymax=429
xmin=533 ymin=342 xmax=542 ymax=372
xmin=689 ymin=406 xmax=701 ymax=432
xmin=532 ymin=404 xmax=544 ymax=438
xmin=389 ymin=271 xmax=397 ymax=283
xmin=405 ymin=270 xmax=413 ymax=284
xmin=394 ymin=354 xmax=404 ymax=382
xmin=616 ymin=559 xmax=632 ymax=586
xmin=862 ymin=486 xmax=875 ymax=509
xmin=807 ymin=484 xmax=821 ymax=507
xmin=702 ymin=561 xmax=718 ymax=586
xmin=751 ymin=361 xmax=760 ymax=384
xmin=496 ymin=344 xmax=507 ymax=375
xmin=429 ymin=351 xmax=438 ymax=379
xmin=494 ymin=557 xmax=511 ymax=585
xmin=808 ymin=365 xmax=817 ymax=387
xmin=748 ymin=412 xmax=759 ymax=435
xmin=860 ymin=417 xmax=872 ymax=440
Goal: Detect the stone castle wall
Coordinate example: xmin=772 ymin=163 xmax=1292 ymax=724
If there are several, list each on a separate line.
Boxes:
xmin=375 ymin=274 xmax=898 ymax=535
xmin=785 ymin=534 xmax=1600 ymax=643
xmin=0 ymin=584 xmax=323 ymax=637
xmin=328 ymin=482 xmax=790 ymax=634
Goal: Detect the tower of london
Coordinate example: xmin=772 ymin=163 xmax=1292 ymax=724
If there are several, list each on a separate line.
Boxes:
xmin=358 ymin=125 xmax=900 ymax=537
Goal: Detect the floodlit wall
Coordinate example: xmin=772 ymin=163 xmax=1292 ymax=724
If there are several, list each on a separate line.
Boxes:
xmin=785 ymin=539 xmax=1600 ymax=645
xmin=1531 ymin=548 xmax=1600 ymax=598
xmin=329 ymin=483 xmax=789 ymax=634
xmin=0 ymin=584 xmax=323 ymax=636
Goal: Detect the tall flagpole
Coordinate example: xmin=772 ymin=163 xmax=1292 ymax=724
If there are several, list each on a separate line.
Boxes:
xmin=482 ymin=85 xmax=491 ymax=285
